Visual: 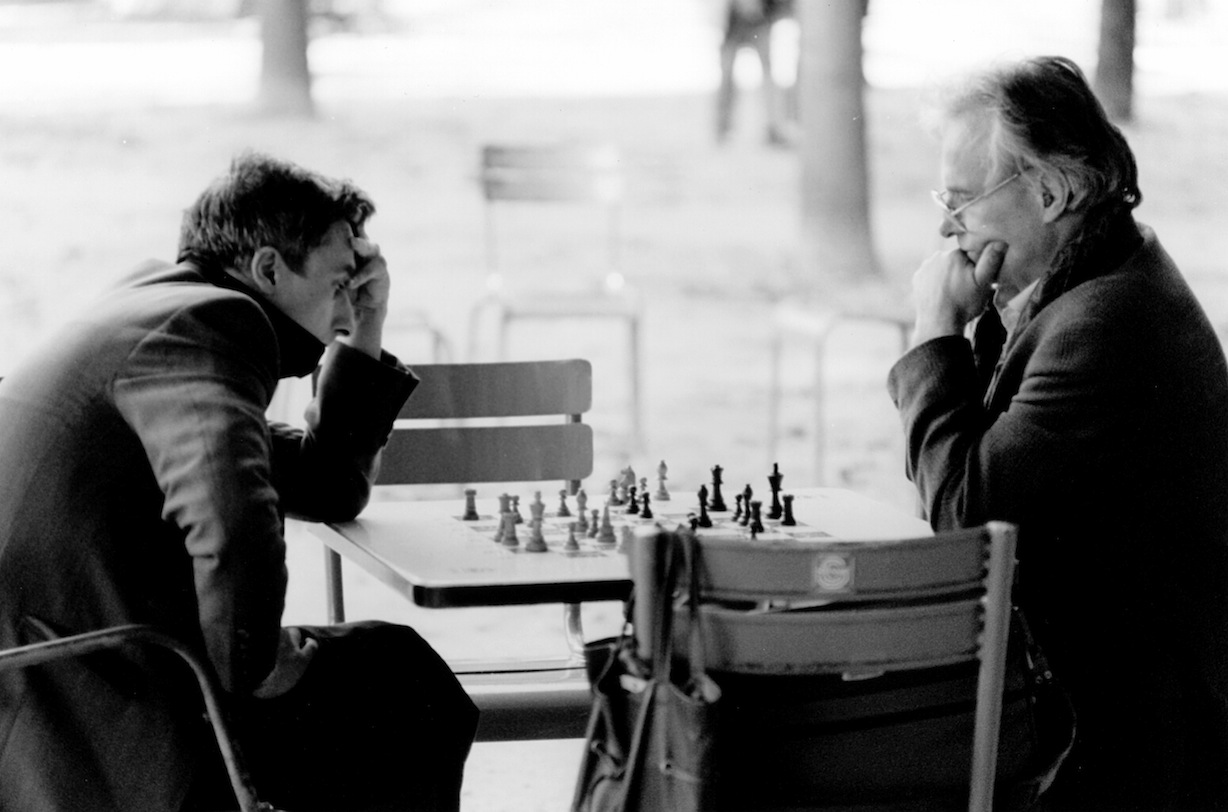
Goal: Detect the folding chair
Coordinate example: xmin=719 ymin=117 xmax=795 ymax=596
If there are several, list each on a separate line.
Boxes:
xmin=0 ymin=624 xmax=268 ymax=812
xmin=767 ymin=299 xmax=912 ymax=482
xmin=468 ymin=143 xmax=643 ymax=448
xmin=640 ymin=522 xmax=1024 ymax=812
xmin=320 ymin=358 xmax=596 ymax=740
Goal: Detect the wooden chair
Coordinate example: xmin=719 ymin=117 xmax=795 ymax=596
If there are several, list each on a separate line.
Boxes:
xmin=767 ymin=300 xmax=912 ymax=482
xmin=319 ymin=358 xmax=596 ymax=741
xmin=467 ymin=143 xmax=643 ymax=448
xmin=0 ymin=624 xmax=268 ymax=812
xmin=637 ymin=522 xmax=1020 ymax=812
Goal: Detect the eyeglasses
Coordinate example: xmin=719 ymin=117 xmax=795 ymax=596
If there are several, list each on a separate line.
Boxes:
xmin=931 ymin=172 xmax=1022 ymax=231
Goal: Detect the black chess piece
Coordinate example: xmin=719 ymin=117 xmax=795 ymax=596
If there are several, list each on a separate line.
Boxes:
xmin=733 ymin=493 xmax=743 ymax=522
xmin=749 ymin=500 xmax=765 ymax=534
xmin=739 ymin=485 xmax=753 ymax=526
xmin=781 ymin=493 xmax=796 ymax=526
xmin=640 ymin=492 xmax=653 ymax=520
xmin=557 ymin=489 xmax=571 ymax=518
xmin=463 ymin=488 xmax=480 ymax=521
xmin=625 ymin=486 xmax=639 ymax=515
xmin=767 ymin=462 xmax=783 ymax=520
xmin=709 ymin=465 xmax=727 ymax=511
xmin=697 ymin=501 xmax=713 ymax=528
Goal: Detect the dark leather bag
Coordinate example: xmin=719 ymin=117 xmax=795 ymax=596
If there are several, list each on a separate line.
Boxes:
xmin=572 ymin=535 xmax=721 ymax=812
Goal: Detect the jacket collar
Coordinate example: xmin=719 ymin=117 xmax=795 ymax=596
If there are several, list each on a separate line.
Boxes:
xmin=192 ymin=262 xmax=326 ymax=380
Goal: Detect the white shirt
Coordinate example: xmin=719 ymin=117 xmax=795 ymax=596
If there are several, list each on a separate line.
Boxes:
xmin=995 ymin=279 xmax=1040 ymax=346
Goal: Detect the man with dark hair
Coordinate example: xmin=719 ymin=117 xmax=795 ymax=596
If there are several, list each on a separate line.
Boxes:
xmin=0 ymin=153 xmax=478 ymax=811
xmin=888 ymin=56 xmax=1228 ymax=810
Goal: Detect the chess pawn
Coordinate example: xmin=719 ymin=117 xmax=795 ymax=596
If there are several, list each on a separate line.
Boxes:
xmin=749 ymin=500 xmax=765 ymax=534
xmin=511 ymin=495 xmax=523 ymax=524
xmin=564 ymin=522 xmax=580 ymax=552
xmin=733 ymin=493 xmax=743 ymax=522
xmin=463 ymin=488 xmax=480 ymax=521
xmin=609 ymin=479 xmax=622 ymax=506
xmin=625 ymin=486 xmax=639 ymax=515
xmin=696 ymin=499 xmax=713 ymax=528
xmin=588 ymin=509 xmax=600 ymax=538
xmin=530 ymin=491 xmax=545 ymax=524
xmin=639 ymin=491 xmax=653 ymax=520
xmin=525 ymin=518 xmax=548 ymax=553
xmin=557 ymin=489 xmax=571 ymax=518
xmin=597 ymin=504 xmax=617 ymax=546
xmin=739 ymin=485 xmax=753 ymax=526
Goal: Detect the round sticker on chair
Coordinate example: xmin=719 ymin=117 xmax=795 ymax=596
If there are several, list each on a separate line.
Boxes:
xmin=812 ymin=553 xmax=854 ymax=593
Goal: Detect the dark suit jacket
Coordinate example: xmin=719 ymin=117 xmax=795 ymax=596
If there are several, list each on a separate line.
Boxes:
xmin=888 ymin=222 xmax=1228 ymax=810
xmin=0 ymin=261 xmax=417 ymax=811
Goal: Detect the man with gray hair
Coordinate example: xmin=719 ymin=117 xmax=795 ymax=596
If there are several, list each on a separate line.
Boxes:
xmin=889 ymin=56 xmax=1228 ymax=810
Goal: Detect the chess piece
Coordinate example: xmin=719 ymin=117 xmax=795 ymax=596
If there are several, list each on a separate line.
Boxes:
xmin=500 ymin=510 xmax=519 ymax=547
xmin=576 ymin=490 xmax=589 ymax=532
xmin=557 ymin=489 xmax=571 ymax=518
xmin=749 ymin=500 xmax=765 ymax=534
xmin=709 ymin=465 xmax=727 ymax=511
xmin=564 ymin=522 xmax=580 ymax=552
xmin=618 ymin=525 xmax=634 ymax=553
xmin=733 ymin=493 xmax=743 ymax=522
xmin=626 ymin=486 xmax=639 ymax=515
xmin=511 ymin=495 xmax=523 ymax=524
xmin=608 ymin=479 xmax=622 ymax=506
xmin=525 ymin=517 xmax=548 ymax=552
xmin=781 ymin=493 xmax=796 ymax=526
xmin=530 ymin=491 xmax=545 ymax=524
xmin=767 ymin=462 xmax=784 ymax=520
xmin=654 ymin=460 xmax=670 ymax=501
xmin=740 ymin=485 xmax=753 ymax=526
xmin=696 ymin=496 xmax=713 ymax=528
xmin=494 ymin=494 xmax=512 ymax=541
xmin=588 ymin=509 xmax=600 ymax=538
xmin=463 ymin=488 xmax=480 ymax=521
xmin=597 ymin=504 xmax=617 ymax=546
xmin=640 ymin=492 xmax=653 ymax=520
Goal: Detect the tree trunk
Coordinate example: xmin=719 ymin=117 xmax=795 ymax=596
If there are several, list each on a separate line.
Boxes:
xmin=796 ymin=0 xmax=879 ymax=283
xmin=1094 ymin=0 xmax=1136 ymax=122
xmin=259 ymin=0 xmax=314 ymax=117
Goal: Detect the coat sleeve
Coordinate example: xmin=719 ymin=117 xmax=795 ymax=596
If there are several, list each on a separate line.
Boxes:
xmin=886 ymin=310 xmax=1133 ymax=532
xmin=112 ymin=295 xmax=290 ymax=694
xmin=270 ymin=343 xmax=418 ymax=523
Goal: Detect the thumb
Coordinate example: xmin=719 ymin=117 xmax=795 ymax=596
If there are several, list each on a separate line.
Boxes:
xmin=973 ymin=242 xmax=1007 ymax=288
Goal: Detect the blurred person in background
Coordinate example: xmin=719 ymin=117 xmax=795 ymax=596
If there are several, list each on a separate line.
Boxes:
xmin=0 ymin=153 xmax=477 ymax=811
xmin=888 ymin=55 xmax=1228 ymax=811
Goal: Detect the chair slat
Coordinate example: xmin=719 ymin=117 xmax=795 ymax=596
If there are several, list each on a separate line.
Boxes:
xmin=377 ymin=424 xmax=593 ymax=486
xmin=402 ymin=360 xmax=591 ymax=419
xmin=693 ymin=600 xmax=983 ymax=675
xmin=695 ymin=529 xmax=987 ymax=602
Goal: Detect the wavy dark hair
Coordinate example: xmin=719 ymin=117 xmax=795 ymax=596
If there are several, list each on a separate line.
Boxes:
xmin=936 ymin=55 xmax=1141 ymax=216
xmin=177 ymin=152 xmax=375 ymax=275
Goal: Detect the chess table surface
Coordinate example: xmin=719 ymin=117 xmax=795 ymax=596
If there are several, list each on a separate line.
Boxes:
xmin=299 ymin=488 xmax=931 ymax=608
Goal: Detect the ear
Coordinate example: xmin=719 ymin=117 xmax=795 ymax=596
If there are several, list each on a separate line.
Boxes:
xmin=248 ymin=247 xmax=283 ymax=295
xmin=1037 ymin=170 xmax=1078 ymax=223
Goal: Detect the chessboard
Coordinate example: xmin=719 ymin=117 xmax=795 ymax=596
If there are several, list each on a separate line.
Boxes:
xmin=453 ymin=460 xmax=831 ymax=557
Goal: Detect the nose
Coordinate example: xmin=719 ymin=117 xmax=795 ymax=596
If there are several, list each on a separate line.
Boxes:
xmin=938 ymin=212 xmax=965 ymax=238
xmin=333 ymin=292 xmax=356 ymax=336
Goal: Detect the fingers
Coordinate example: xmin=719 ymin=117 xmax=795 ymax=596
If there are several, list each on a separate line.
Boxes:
xmin=972 ymin=242 xmax=1007 ymax=289
xmin=348 ymin=236 xmax=387 ymax=289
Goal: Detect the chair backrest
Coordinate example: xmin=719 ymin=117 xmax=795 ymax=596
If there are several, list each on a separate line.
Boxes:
xmin=0 ymin=623 xmax=263 ymax=812
xmin=638 ymin=522 xmax=1018 ymax=812
xmin=377 ymin=359 xmax=594 ymax=493
xmin=479 ymin=143 xmax=624 ymax=286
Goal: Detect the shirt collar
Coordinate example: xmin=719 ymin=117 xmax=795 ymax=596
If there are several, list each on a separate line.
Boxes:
xmin=994 ymin=279 xmax=1040 ymax=341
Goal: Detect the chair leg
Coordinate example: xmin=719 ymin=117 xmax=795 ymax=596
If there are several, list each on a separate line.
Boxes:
xmin=324 ymin=547 xmax=346 ymax=625
xmin=563 ymin=603 xmax=585 ymax=665
xmin=628 ymin=313 xmax=643 ymax=451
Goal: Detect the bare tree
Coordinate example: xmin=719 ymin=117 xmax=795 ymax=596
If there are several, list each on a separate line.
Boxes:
xmin=796 ymin=0 xmax=879 ymax=282
xmin=1094 ymin=0 xmax=1136 ymax=122
xmin=259 ymin=0 xmax=314 ymax=116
